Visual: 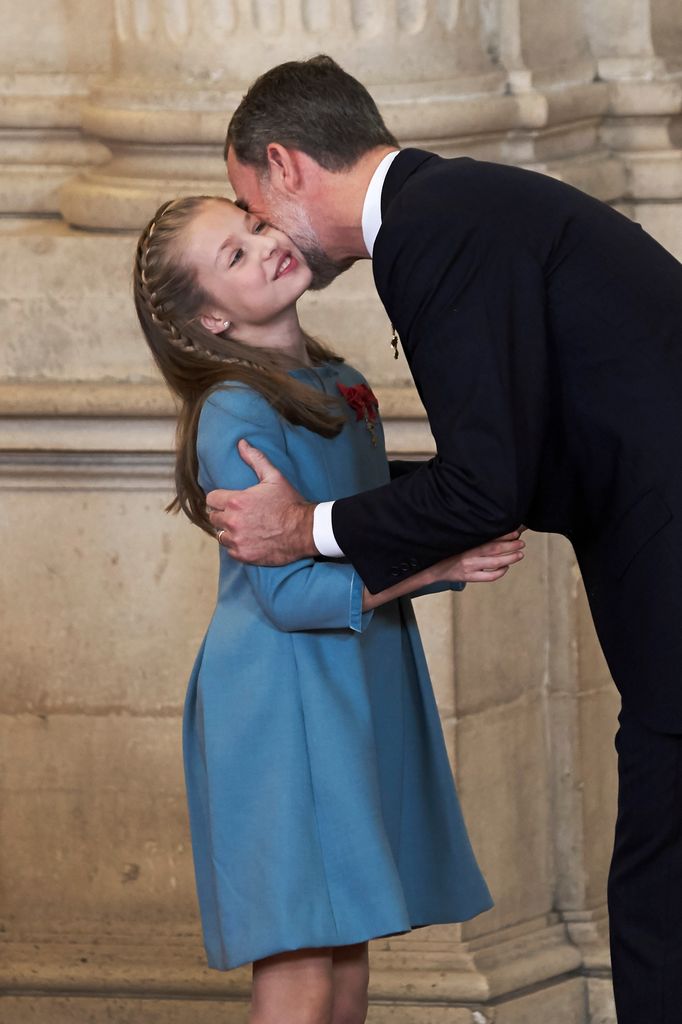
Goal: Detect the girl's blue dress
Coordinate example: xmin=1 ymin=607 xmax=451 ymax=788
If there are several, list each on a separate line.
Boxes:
xmin=183 ymin=359 xmax=492 ymax=970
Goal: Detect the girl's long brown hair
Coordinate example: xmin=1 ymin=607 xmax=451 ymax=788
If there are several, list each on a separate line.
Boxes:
xmin=133 ymin=196 xmax=345 ymax=535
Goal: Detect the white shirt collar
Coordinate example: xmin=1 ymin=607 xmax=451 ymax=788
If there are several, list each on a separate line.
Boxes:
xmin=361 ymin=149 xmax=400 ymax=258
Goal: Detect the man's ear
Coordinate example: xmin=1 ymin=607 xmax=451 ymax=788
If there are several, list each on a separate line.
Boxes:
xmin=266 ymin=143 xmax=304 ymax=196
xmin=200 ymin=312 xmax=231 ymax=335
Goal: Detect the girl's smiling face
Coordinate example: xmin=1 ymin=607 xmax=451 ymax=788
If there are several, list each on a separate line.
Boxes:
xmin=181 ymin=198 xmax=313 ymax=332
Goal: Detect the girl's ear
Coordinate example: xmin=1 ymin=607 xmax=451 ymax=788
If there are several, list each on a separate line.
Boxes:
xmin=200 ymin=312 xmax=231 ymax=335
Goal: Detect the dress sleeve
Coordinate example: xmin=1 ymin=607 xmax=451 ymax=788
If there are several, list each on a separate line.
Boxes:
xmin=197 ymin=386 xmax=373 ymax=633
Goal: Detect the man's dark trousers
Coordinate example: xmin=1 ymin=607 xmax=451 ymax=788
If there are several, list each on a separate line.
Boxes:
xmin=609 ymin=706 xmax=682 ymax=1021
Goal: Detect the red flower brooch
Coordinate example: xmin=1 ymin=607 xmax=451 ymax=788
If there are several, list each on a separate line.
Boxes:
xmin=337 ymin=382 xmax=380 ymax=446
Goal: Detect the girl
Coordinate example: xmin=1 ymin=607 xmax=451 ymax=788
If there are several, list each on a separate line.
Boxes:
xmin=133 ymin=196 xmax=524 ymax=1024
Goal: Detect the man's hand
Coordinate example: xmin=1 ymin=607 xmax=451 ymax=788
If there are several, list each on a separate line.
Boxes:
xmin=206 ymin=440 xmax=316 ymax=565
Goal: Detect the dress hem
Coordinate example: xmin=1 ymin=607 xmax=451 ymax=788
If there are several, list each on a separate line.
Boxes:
xmin=204 ymin=902 xmax=494 ymax=971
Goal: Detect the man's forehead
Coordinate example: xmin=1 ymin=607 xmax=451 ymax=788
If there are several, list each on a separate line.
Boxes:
xmin=226 ymin=152 xmax=266 ymax=214
xmin=227 ymin=147 xmax=257 ymax=186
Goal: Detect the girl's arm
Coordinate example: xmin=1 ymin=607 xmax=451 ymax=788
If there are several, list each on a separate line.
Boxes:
xmin=198 ymin=386 xmax=374 ymax=633
xmin=361 ymin=533 xmax=525 ymax=611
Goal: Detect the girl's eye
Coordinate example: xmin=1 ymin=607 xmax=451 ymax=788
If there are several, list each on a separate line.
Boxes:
xmin=254 ymin=221 xmax=267 ymax=234
xmin=229 ymin=248 xmax=244 ymax=268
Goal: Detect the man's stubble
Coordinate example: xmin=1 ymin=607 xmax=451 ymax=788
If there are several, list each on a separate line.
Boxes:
xmin=264 ymin=188 xmax=354 ymax=291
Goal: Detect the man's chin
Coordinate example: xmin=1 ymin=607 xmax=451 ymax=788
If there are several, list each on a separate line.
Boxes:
xmin=306 ymin=255 xmax=356 ymax=291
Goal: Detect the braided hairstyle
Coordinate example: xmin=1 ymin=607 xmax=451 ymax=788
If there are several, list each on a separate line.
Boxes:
xmin=133 ymin=195 xmax=345 ymax=535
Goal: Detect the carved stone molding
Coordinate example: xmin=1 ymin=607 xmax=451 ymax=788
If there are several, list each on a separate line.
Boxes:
xmin=0 ymin=0 xmax=113 ymax=214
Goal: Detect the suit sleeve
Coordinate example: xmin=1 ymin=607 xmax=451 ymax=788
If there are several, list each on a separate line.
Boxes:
xmin=388 ymin=459 xmax=425 ymax=480
xmin=411 ymin=580 xmax=465 ymax=597
xmin=198 ymin=387 xmax=373 ymax=632
xmin=332 ymin=211 xmax=549 ymax=593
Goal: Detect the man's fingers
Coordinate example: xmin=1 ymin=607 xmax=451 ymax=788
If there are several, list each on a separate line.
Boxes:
xmin=206 ymin=492 xmax=246 ymax=535
xmin=205 ymin=488 xmax=232 ymax=516
xmin=238 ymin=439 xmax=282 ymax=483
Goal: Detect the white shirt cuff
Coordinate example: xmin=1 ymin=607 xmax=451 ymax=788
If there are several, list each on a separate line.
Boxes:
xmin=312 ymin=501 xmax=345 ymax=558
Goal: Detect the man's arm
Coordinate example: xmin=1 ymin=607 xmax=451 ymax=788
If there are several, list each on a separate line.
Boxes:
xmin=204 ymin=404 xmax=525 ymax=596
xmin=330 ymin=211 xmax=549 ymax=593
xmin=310 ymin=460 xmax=425 ymax=558
xmin=389 ymin=459 xmax=425 ymax=480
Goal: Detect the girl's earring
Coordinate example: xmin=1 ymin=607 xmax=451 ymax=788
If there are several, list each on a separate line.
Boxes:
xmin=223 ymin=320 xmax=231 ymax=330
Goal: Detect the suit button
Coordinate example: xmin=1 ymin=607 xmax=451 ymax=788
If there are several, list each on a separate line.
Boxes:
xmin=409 ymin=557 xmax=418 ymax=568
xmin=390 ymin=567 xmax=401 ymax=577
xmin=400 ymin=562 xmax=410 ymax=571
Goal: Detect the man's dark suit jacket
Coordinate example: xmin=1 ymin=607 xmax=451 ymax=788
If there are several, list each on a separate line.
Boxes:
xmin=331 ymin=148 xmax=682 ymax=732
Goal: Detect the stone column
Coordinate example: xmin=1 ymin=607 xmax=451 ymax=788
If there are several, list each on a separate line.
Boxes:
xmin=585 ymin=0 xmax=682 ymax=258
xmin=0 ymin=0 xmax=111 ymax=214
xmin=477 ymin=0 xmax=624 ymax=198
xmin=60 ymin=0 xmax=510 ymax=230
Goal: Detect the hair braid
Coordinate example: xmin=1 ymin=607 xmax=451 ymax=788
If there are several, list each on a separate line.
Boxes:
xmin=133 ymin=194 xmax=346 ymax=536
xmin=135 ymin=201 xmax=229 ymax=365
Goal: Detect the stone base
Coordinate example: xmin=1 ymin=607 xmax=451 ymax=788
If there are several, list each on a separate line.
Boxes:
xmin=0 ymin=995 xmax=249 ymax=1024
xmin=0 ymin=989 xmax=589 ymax=1024
xmin=585 ymin=979 xmax=616 ymax=1024
xmin=0 ymin=980 xmax=588 ymax=1024
xmin=0 ymin=922 xmax=594 ymax=1024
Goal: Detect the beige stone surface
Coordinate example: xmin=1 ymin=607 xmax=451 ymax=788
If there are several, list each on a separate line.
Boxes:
xmin=0 ymin=484 xmax=211 ymax=715
xmin=578 ymin=690 xmax=619 ymax=910
xmin=4 ymin=1 xmax=682 ymax=1021
xmin=0 ymin=997 xmax=248 ymax=1023
xmin=452 ymin=531 xmax=549 ymax=717
xmin=492 ymin=976 xmax=586 ymax=1023
xmin=1 ymin=713 xmax=195 ymax=931
xmin=586 ymin=978 xmax=617 ymax=1024
xmin=457 ymin=694 xmax=553 ymax=937
xmin=633 ymin=203 xmax=682 ymax=261
xmin=0 ymin=1 xmax=111 ymax=74
xmin=413 ymin=591 xmax=457 ymax=723
xmin=0 ymin=2 xmax=113 ymax=215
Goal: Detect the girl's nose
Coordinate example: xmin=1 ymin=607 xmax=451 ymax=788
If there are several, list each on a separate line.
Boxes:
xmin=260 ymin=231 xmax=278 ymax=260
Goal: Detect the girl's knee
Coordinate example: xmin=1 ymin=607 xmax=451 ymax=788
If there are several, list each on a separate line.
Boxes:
xmin=250 ymin=948 xmax=334 ymax=1024
xmin=331 ymin=942 xmax=369 ymax=1024
xmin=330 ymin=992 xmax=369 ymax=1024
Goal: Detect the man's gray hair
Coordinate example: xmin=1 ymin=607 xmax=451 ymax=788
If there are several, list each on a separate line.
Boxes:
xmin=225 ymin=55 xmax=398 ymax=172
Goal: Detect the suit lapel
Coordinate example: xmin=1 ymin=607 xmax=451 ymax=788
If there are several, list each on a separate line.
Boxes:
xmin=373 ymin=149 xmax=439 ymax=346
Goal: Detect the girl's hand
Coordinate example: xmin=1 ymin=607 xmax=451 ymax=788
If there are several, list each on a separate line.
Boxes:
xmin=429 ymin=531 xmax=525 ymax=584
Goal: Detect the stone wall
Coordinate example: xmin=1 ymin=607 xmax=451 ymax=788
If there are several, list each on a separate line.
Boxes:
xmin=1 ymin=2 xmax=681 ymax=1022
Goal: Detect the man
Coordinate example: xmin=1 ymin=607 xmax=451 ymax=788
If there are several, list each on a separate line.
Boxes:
xmin=208 ymin=55 xmax=682 ymax=1021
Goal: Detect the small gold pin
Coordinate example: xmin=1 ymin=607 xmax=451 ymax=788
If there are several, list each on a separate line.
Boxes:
xmin=390 ymin=324 xmax=400 ymax=360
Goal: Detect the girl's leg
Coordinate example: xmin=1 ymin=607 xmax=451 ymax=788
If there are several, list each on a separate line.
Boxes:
xmin=330 ymin=942 xmax=370 ymax=1024
xmin=249 ymin=947 xmax=335 ymax=1024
